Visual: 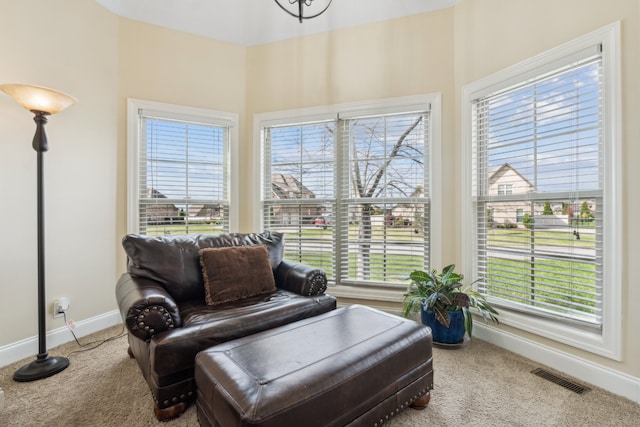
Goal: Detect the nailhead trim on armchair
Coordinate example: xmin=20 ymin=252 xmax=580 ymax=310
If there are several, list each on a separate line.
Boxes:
xmin=136 ymin=305 xmax=175 ymax=336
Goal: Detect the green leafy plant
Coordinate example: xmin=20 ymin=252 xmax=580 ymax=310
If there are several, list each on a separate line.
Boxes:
xmin=402 ymin=264 xmax=499 ymax=338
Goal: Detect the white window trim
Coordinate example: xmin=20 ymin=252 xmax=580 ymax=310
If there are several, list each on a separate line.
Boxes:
xmin=461 ymin=22 xmax=622 ymax=360
xmin=127 ymin=98 xmax=240 ymax=234
xmin=253 ymin=94 xmax=443 ymax=300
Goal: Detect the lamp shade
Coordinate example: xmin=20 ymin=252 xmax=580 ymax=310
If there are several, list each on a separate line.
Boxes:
xmin=0 ymin=83 xmax=77 ymax=115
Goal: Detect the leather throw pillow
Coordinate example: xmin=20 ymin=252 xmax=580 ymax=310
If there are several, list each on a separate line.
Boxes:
xmin=199 ymin=245 xmax=276 ymax=305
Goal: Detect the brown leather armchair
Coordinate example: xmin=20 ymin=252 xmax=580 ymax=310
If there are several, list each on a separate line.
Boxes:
xmin=115 ymin=231 xmax=336 ymax=420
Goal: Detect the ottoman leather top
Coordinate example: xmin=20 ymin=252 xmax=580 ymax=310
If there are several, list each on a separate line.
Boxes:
xmin=195 ymin=304 xmax=433 ymax=427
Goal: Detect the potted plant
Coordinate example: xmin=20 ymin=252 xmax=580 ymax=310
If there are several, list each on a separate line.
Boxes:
xmin=402 ymin=264 xmax=499 ymax=344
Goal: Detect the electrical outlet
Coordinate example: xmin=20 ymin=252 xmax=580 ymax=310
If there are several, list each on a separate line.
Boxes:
xmin=53 ymin=297 xmax=71 ymax=318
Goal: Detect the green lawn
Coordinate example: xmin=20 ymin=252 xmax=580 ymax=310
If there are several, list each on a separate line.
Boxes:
xmin=280 ymin=224 xmax=424 ymax=241
xmin=485 ymin=255 xmax=597 ymax=316
xmin=487 ymin=228 xmax=595 ymax=248
xmin=144 ymin=223 xmax=225 ymax=235
xmin=286 ymin=225 xmax=599 ymax=319
xmin=483 ymin=227 xmax=598 ymax=317
xmin=282 ymin=224 xmax=425 ymax=283
xmin=285 ymin=250 xmax=424 ymax=283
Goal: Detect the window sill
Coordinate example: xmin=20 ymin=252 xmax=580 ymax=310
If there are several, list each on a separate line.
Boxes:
xmin=328 ymin=284 xmax=404 ymax=302
xmin=327 ymin=284 xmax=406 ymax=317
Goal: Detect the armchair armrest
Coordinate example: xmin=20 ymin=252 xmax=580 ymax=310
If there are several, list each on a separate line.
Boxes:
xmin=116 ymin=273 xmax=182 ymax=341
xmin=275 ymin=260 xmax=328 ymax=296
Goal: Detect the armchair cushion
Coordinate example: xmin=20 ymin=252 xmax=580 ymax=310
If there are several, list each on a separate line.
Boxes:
xmin=199 ymin=245 xmax=276 ymax=305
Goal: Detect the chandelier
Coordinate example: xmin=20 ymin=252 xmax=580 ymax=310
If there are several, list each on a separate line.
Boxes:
xmin=274 ymin=0 xmax=333 ymax=23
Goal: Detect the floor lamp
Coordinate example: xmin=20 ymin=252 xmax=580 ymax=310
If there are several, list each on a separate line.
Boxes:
xmin=0 ymin=83 xmax=77 ymax=382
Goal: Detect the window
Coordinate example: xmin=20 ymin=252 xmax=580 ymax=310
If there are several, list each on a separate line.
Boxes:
xmin=462 ymin=23 xmax=621 ymax=359
xmin=262 ymin=120 xmax=337 ymax=276
xmin=127 ymin=99 xmax=238 ymax=235
xmin=497 ymin=184 xmax=513 ymax=195
xmin=337 ymin=112 xmax=429 ymax=286
xmin=258 ymin=95 xmax=438 ymax=288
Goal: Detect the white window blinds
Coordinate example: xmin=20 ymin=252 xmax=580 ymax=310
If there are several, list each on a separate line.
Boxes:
xmin=472 ymin=46 xmax=604 ymax=327
xmin=262 ymin=120 xmax=336 ymax=278
xmin=136 ymin=110 xmax=231 ymax=236
xmin=338 ymin=112 xmax=430 ymax=286
xmin=261 ymin=103 xmax=431 ymax=288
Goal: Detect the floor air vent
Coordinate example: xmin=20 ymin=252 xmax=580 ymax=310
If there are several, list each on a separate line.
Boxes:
xmin=531 ymin=368 xmax=590 ymax=394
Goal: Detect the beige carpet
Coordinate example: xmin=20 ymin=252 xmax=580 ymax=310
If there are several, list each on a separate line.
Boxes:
xmin=1 ymin=324 xmax=639 ymax=426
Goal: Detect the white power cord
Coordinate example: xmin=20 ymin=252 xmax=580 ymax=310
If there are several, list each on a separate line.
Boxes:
xmin=62 ymin=311 xmax=126 ymax=357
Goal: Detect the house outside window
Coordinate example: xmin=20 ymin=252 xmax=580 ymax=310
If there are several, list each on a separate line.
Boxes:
xmin=258 ymin=95 xmax=439 ymax=288
xmin=462 ymin=24 xmax=621 ymax=359
xmin=127 ymin=99 xmax=239 ymax=235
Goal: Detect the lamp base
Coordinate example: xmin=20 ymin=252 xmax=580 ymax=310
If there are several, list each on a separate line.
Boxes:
xmin=13 ymin=355 xmax=69 ymax=382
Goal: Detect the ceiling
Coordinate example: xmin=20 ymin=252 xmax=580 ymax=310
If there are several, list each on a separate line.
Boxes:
xmin=95 ymin=0 xmax=457 ymax=46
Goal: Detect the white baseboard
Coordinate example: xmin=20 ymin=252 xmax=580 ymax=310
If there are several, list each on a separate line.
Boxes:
xmin=475 ymin=323 xmax=640 ymax=404
xmin=0 ymin=310 xmax=122 ymax=368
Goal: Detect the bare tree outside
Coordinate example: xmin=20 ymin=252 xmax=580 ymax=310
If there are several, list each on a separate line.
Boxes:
xmin=346 ymin=114 xmax=426 ymax=280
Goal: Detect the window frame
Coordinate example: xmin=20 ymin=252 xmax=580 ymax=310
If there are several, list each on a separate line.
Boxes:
xmin=461 ymin=23 xmax=622 ymax=360
xmin=254 ymin=94 xmax=443 ymax=298
xmin=127 ymin=98 xmax=240 ymax=234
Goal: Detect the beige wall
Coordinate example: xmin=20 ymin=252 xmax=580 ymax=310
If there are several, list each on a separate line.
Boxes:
xmin=0 ymin=0 xmax=639 ymax=396
xmin=0 ymin=0 xmax=118 ymax=345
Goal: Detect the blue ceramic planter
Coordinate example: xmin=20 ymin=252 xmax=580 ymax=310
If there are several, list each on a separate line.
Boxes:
xmin=421 ymin=308 xmax=466 ymax=344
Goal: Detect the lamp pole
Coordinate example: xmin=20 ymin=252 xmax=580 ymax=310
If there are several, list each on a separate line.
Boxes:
xmin=13 ymin=111 xmax=70 ymax=381
xmin=35 ymin=112 xmax=50 ymax=363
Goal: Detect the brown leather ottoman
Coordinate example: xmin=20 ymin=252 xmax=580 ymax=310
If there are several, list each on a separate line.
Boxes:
xmin=194 ymin=304 xmax=433 ymax=427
